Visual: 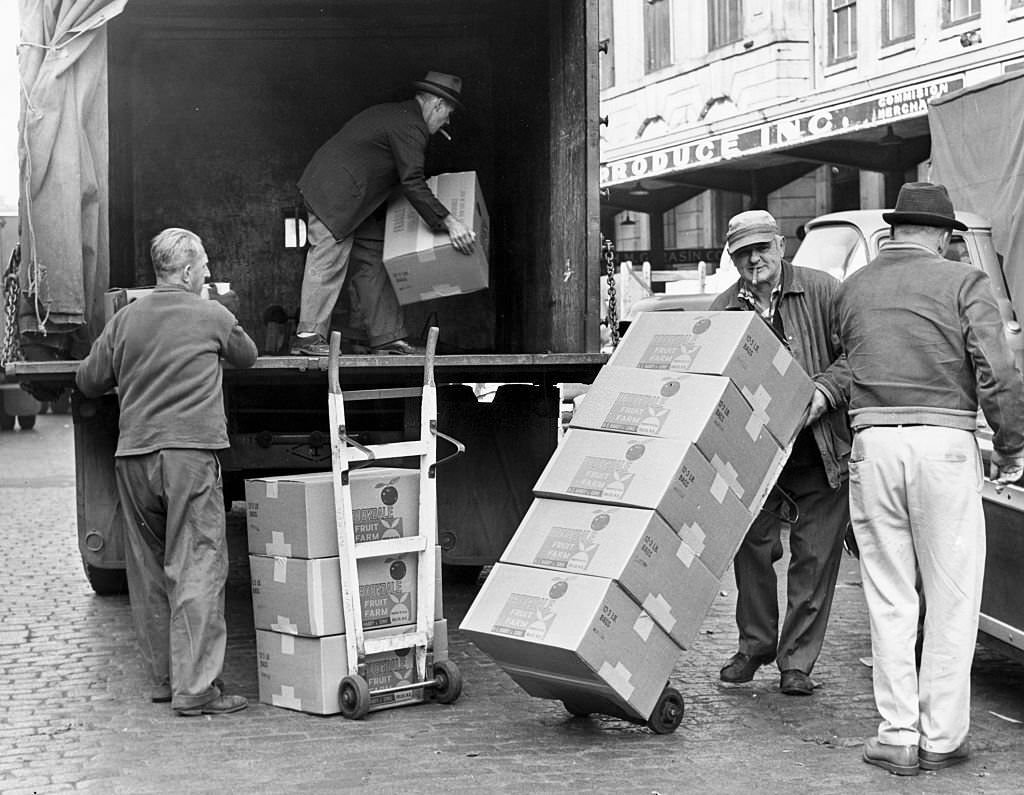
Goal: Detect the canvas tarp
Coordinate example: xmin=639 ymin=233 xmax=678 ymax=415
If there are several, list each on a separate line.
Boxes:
xmin=929 ymin=71 xmax=1024 ymax=318
xmin=16 ymin=0 xmax=128 ymax=352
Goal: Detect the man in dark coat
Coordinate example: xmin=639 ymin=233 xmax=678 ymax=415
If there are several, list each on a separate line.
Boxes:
xmin=711 ymin=209 xmax=851 ymax=697
xmin=292 ymin=71 xmax=476 ymax=356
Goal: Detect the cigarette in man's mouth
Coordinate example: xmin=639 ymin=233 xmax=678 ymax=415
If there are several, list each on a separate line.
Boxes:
xmin=440 ymin=128 xmax=452 ymax=141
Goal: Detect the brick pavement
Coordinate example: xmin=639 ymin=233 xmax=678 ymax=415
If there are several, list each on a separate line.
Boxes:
xmin=1 ymin=414 xmax=1023 ymax=793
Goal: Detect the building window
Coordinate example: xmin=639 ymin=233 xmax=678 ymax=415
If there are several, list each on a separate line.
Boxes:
xmin=599 ymin=0 xmax=615 ymax=90
xmin=708 ymin=0 xmax=743 ymax=50
xmin=942 ymin=0 xmax=981 ymax=26
xmin=645 ymin=0 xmax=672 ymax=73
xmin=882 ymin=0 xmax=914 ymax=45
xmin=828 ymin=0 xmax=857 ymax=64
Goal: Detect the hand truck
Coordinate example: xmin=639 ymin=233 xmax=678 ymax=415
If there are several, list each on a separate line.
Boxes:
xmin=327 ymin=327 xmax=465 ymax=719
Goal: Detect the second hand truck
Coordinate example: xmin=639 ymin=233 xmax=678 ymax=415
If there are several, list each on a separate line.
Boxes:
xmin=327 ymin=327 xmax=465 ymax=719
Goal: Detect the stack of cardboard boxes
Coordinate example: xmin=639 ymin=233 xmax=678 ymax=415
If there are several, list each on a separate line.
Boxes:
xmin=461 ymin=311 xmax=815 ymax=722
xmin=245 ymin=467 xmax=447 ymax=715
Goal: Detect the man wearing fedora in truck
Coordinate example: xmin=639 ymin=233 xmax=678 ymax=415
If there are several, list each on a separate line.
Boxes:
xmin=292 ymin=71 xmax=477 ymax=356
xmin=829 ymin=181 xmax=1024 ymax=776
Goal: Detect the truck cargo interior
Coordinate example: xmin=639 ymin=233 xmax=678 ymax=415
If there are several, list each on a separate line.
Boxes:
xmin=104 ymin=0 xmax=599 ymax=356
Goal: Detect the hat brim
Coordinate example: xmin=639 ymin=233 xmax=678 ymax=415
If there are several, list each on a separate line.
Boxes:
xmin=412 ymin=81 xmax=464 ymax=111
xmin=881 ymin=210 xmax=968 ymax=231
xmin=727 ymin=231 xmax=777 ymax=254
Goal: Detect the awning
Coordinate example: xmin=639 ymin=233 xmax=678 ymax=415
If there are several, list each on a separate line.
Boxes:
xmin=602 ymin=73 xmax=965 ymax=215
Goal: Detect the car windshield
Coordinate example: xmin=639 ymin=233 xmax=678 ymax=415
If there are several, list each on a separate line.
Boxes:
xmin=792 ymin=224 xmax=869 ymax=281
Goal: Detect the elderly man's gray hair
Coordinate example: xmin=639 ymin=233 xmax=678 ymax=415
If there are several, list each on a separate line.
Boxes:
xmin=150 ymin=228 xmax=204 ymax=277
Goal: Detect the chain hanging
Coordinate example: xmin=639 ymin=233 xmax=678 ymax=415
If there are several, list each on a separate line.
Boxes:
xmin=1 ymin=244 xmax=23 ymax=369
xmin=601 ymin=234 xmax=619 ymax=349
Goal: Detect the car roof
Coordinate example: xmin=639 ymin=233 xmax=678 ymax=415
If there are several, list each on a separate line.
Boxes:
xmin=803 ymin=208 xmax=991 ymax=233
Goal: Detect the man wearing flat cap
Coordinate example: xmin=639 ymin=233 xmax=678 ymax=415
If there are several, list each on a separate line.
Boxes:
xmin=292 ymin=71 xmax=476 ymax=356
xmin=711 ymin=209 xmax=851 ymax=698
xmin=831 ymin=182 xmax=1024 ymax=776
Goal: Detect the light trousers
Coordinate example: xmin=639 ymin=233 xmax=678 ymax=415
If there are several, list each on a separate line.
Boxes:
xmin=849 ymin=425 xmax=985 ymax=753
xmin=297 ymin=212 xmax=406 ymax=346
xmin=115 ymin=449 xmax=228 ymax=710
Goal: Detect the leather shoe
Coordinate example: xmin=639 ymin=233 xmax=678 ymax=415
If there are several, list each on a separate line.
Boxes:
xmin=919 ymin=741 xmax=970 ymax=771
xmin=719 ymin=651 xmax=774 ymax=683
xmin=290 ymin=334 xmax=330 ymax=356
xmin=863 ymin=737 xmax=919 ymax=776
xmin=779 ymin=669 xmax=814 ymax=695
xmin=175 ymin=694 xmax=248 ymax=717
xmin=371 ymin=339 xmax=424 ymax=355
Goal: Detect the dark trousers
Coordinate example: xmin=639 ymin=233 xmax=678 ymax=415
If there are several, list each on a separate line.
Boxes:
xmin=733 ymin=460 xmax=849 ymax=674
xmin=114 ymin=449 xmax=228 ymax=710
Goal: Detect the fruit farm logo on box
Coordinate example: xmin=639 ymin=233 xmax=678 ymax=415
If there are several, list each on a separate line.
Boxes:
xmin=638 ymin=335 xmax=702 ymax=371
xmin=492 ymin=579 xmax=570 ymax=640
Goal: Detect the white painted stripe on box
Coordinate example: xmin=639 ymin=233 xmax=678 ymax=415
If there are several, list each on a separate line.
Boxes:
xmin=642 ymin=594 xmax=676 ymax=632
xmin=273 ymin=556 xmax=288 ymax=583
xmin=266 ymin=481 xmax=278 ymax=499
xmin=772 ymin=347 xmax=791 ymax=374
xmin=272 ymin=617 xmax=298 ymax=635
xmin=272 ymin=685 xmax=302 ymax=710
xmin=310 ymin=563 xmax=325 ymax=635
xmin=598 ymin=660 xmax=635 ymax=700
xmin=266 ymin=532 xmax=292 ymax=557
xmin=280 ymin=634 xmax=295 ymax=655
xmin=710 ymin=474 xmax=729 ymax=503
xmin=632 ymin=611 xmax=654 ymax=641
xmin=745 ymin=413 xmax=763 ymax=441
xmin=675 ymin=539 xmax=695 ymax=567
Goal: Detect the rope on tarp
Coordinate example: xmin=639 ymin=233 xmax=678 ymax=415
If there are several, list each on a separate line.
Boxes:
xmin=10 ymin=12 xmax=115 ymax=337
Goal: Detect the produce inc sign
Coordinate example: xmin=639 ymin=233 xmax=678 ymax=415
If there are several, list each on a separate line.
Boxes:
xmin=601 ymin=76 xmax=964 ymax=188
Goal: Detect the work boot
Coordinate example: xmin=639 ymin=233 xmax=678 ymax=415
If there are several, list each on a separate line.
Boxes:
xmin=862 ymin=738 xmax=919 ymax=776
xmin=719 ymin=652 xmax=774 ymax=683
xmin=290 ymin=334 xmax=330 ymax=356
xmin=779 ymin=669 xmax=814 ymax=695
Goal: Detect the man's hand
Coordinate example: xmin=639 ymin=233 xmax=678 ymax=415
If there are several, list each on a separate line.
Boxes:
xmin=802 ymin=386 xmax=830 ymax=429
xmin=990 ymin=449 xmax=1024 ymax=484
xmin=444 ymin=215 xmax=476 ymax=254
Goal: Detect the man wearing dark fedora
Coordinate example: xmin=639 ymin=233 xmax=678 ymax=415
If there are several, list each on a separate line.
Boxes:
xmin=292 ymin=71 xmax=476 ymax=356
xmin=829 ymin=181 xmax=1024 ymax=776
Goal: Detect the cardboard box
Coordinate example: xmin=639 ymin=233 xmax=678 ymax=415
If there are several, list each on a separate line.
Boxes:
xmin=460 ymin=563 xmax=678 ymax=721
xmin=607 ymin=311 xmax=815 ymax=447
xmin=570 ymin=367 xmax=783 ymax=509
xmin=383 ymin=171 xmax=490 ymax=305
xmin=249 ymin=549 xmax=443 ymax=636
xmin=534 ymin=428 xmax=753 ymax=559
xmin=245 ymin=467 xmax=420 ymax=558
xmin=502 ymin=499 xmax=721 ymax=649
xmin=256 ymin=620 xmax=448 ymax=715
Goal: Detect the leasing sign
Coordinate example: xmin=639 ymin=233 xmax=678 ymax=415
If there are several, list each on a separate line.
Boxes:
xmin=601 ymin=76 xmax=964 ymax=188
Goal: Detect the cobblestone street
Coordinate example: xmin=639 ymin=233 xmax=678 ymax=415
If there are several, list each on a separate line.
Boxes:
xmin=2 ymin=414 xmax=1023 ymax=794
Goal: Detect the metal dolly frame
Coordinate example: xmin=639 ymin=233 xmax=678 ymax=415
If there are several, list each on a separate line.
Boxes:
xmin=327 ymin=328 xmax=465 ymax=719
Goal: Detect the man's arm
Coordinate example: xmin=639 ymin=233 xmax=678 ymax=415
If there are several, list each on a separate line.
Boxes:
xmin=75 ymin=328 xmax=117 ymax=398
xmin=388 ymin=121 xmax=476 ymax=254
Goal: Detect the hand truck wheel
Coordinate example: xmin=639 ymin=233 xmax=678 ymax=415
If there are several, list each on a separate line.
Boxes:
xmin=431 ymin=659 xmax=463 ymax=704
xmin=562 ymin=701 xmax=591 ymax=718
xmin=646 ymin=687 xmax=684 ymax=734
xmin=338 ymin=674 xmax=371 ymax=720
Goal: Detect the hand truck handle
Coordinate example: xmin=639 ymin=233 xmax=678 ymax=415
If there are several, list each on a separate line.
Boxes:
xmin=424 ymin=326 xmax=439 ymax=387
xmin=328 ymin=331 xmax=342 ymax=394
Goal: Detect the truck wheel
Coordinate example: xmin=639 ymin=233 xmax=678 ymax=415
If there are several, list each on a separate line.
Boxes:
xmin=17 ymin=415 xmax=36 ymax=430
xmin=83 ymin=563 xmax=129 ymax=596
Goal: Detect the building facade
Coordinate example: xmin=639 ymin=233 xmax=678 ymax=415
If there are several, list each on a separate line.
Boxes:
xmin=600 ymin=0 xmax=1024 ymax=268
